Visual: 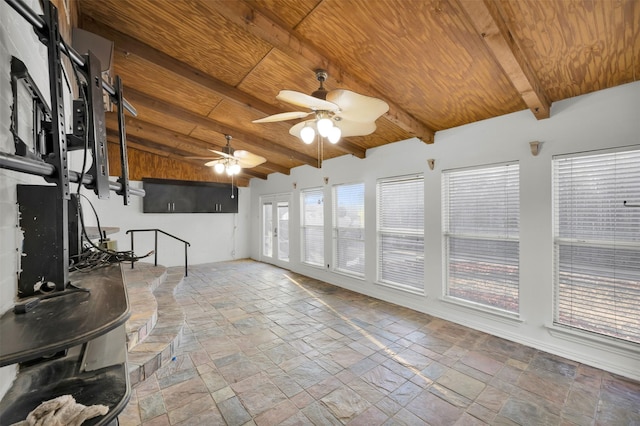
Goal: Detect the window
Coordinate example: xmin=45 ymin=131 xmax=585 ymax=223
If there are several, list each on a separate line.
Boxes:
xmin=377 ymin=176 xmax=424 ymax=292
xmin=277 ymin=201 xmax=289 ymax=262
xmin=443 ymin=163 xmax=520 ymax=313
xmin=333 ymin=182 xmax=365 ymax=277
xmin=553 ymin=148 xmax=640 ymax=344
xmin=301 ymin=188 xmax=324 ymax=267
xmin=262 ymin=202 xmax=272 ymax=258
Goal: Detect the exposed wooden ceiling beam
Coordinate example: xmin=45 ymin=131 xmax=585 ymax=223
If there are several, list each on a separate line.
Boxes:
xmin=105 ymin=116 xmax=291 ymax=175
xmin=457 ymin=0 xmax=551 ymax=119
xmin=81 ymin=15 xmax=281 ymax=116
xmin=107 ymin=131 xmax=267 ymax=180
xmin=82 ymin=15 xmax=366 ymax=159
xmin=123 ymin=87 xmax=319 ymax=166
xmin=108 ymin=139 xmax=252 ymax=186
xmin=213 ymin=1 xmax=436 ymax=143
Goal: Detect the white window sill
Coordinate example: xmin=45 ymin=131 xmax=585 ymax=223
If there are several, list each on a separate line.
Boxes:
xmin=332 ymin=268 xmax=365 ymax=281
xmin=440 ymin=296 xmax=524 ymax=326
xmin=301 ymin=261 xmax=325 ymax=270
xmin=545 ymin=323 xmax=640 ymax=357
xmin=375 ymin=280 xmax=425 ymax=297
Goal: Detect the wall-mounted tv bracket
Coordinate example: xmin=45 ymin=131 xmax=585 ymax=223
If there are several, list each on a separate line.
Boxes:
xmin=2 ymin=0 xmax=141 ymax=297
xmin=66 ymin=50 xmax=111 ymax=200
xmin=10 ymin=57 xmax=51 ymax=160
xmin=115 ymin=75 xmax=130 ymax=205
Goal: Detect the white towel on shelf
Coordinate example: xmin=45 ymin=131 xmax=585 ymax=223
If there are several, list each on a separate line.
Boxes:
xmin=11 ymin=394 xmax=109 ymax=426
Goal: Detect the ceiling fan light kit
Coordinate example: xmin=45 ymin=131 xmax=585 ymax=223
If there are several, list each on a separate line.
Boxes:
xmin=188 ymin=135 xmax=266 ymax=178
xmin=301 ymin=123 xmax=315 ymax=144
xmin=209 ymin=159 xmax=241 ymax=176
xmin=252 ymin=70 xmax=388 ymax=147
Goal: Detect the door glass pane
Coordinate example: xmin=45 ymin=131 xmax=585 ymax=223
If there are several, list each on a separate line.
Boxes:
xmin=263 ymin=202 xmax=273 ymax=257
xmin=277 ymin=202 xmax=289 ymax=261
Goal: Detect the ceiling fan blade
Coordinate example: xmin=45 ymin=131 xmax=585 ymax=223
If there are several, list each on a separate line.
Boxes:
xmin=184 ymin=156 xmax=220 ymax=160
xmin=233 ymin=150 xmax=267 ymax=167
xmin=326 ymin=89 xmax=389 ymax=122
xmin=252 ymin=111 xmax=311 ymax=123
xmin=209 ymin=149 xmax=232 ymax=158
xmin=237 ymin=159 xmax=262 ymax=168
xmin=336 ymin=118 xmax=377 ymax=137
xmin=205 ymin=158 xmax=264 ymax=169
xmin=277 ymin=90 xmax=339 ymax=111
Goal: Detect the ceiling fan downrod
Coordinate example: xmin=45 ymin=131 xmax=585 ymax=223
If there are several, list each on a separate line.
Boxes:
xmin=223 ymin=134 xmax=234 ymax=156
xmin=312 ymin=69 xmax=329 ymax=100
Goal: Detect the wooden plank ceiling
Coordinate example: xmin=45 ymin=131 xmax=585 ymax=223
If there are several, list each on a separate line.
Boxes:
xmin=77 ymin=0 xmax=639 ymax=187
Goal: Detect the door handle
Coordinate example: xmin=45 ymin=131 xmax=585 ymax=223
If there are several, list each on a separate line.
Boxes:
xmin=274 ymin=226 xmax=278 ymax=237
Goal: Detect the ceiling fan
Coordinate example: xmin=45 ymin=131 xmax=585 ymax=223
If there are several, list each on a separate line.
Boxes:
xmin=252 ymin=69 xmax=389 ymax=144
xmin=186 ymin=135 xmax=266 ymax=175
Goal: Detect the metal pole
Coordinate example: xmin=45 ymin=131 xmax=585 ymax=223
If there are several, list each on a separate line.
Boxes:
xmin=0 ymin=152 xmax=145 ymax=197
xmin=42 ymin=0 xmax=70 ymax=291
xmin=184 ymin=244 xmax=188 ymax=277
xmin=154 ymin=230 xmax=158 ymax=266
xmin=0 ymin=152 xmax=55 ymax=175
xmin=115 ymin=75 xmax=130 ymax=205
xmin=5 ymin=0 xmax=43 ymax=29
xmin=130 ymin=232 xmax=134 ymax=269
xmin=0 ymin=153 xmax=145 ymax=197
xmin=5 ymin=0 xmax=137 ymax=116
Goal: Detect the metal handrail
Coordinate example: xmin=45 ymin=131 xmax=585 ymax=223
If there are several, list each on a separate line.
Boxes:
xmin=126 ymin=229 xmax=191 ymax=277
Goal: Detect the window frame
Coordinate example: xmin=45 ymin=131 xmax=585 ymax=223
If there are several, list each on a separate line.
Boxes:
xmin=442 ymin=162 xmax=521 ymax=316
xmin=332 ymin=182 xmax=366 ymax=278
xmin=300 ymin=187 xmax=325 ymax=268
xmin=552 ymin=146 xmax=640 ymax=345
xmin=376 ymin=174 xmax=425 ymax=294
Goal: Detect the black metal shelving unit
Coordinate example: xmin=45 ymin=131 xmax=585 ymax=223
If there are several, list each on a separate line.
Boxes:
xmin=1 ymin=0 xmax=141 ymax=423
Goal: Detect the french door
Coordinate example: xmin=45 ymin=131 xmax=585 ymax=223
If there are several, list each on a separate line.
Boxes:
xmin=261 ymin=194 xmax=290 ymax=266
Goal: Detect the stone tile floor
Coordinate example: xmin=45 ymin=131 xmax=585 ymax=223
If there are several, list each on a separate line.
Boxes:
xmin=118 ymin=260 xmax=640 ymax=425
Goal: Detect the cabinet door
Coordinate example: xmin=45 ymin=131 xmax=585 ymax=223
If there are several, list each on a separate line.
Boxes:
xmin=171 ymin=185 xmax=197 ymax=213
xmin=143 ymin=179 xmax=238 ymax=213
xmin=142 ymin=181 xmax=174 ymax=213
xmin=191 ymin=185 xmax=218 ymax=213
xmin=217 ymin=185 xmax=239 ymax=213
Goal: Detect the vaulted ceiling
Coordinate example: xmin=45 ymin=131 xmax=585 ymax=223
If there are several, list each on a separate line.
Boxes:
xmin=77 ymin=0 xmax=639 ymax=187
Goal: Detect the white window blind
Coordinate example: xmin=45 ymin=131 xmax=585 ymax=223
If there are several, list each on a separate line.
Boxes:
xmin=377 ymin=176 xmax=424 ymax=292
xmin=553 ymin=148 xmax=640 ymax=344
xmin=333 ymin=183 xmax=365 ymax=277
xmin=443 ymin=163 xmax=520 ymax=313
xmin=301 ymin=188 xmax=324 ymax=267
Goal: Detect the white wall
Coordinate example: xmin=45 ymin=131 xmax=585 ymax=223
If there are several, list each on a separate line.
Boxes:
xmin=0 ymin=0 xmax=53 ymax=399
xmin=0 ymin=0 xmax=251 ymax=402
xmin=79 ymin=181 xmax=251 ymax=267
xmin=249 ymin=81 xmax=640 ymax=381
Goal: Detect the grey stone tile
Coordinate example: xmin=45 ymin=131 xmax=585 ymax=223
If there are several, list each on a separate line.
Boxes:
xmin=139 ymin=392 xmax=166 ymax=422
xmin=120 ymin=261 xmax=640 ymax=426
xmin=217 ymin=396 xmax=252 ymax=426
xmin=499 ymin=396 xmax=561 ymax=425
xmin=406 ymin=391 xmax=464 ymax=425
xmin=389 ymin=380 xmax=422 ymax=406
xmin=301 ymin=401 xmax=343 ymax=426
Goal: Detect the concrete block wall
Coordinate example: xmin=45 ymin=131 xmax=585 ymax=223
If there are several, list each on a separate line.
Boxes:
xmin=0 ymin=0 xmax=61 ymax=399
